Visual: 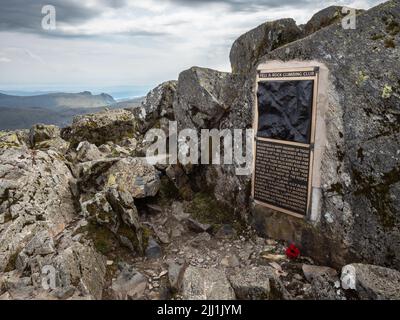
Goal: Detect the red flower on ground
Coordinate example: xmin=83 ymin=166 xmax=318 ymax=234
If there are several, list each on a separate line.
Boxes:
xmin=285 ymin=244 xmax=300 ymax=260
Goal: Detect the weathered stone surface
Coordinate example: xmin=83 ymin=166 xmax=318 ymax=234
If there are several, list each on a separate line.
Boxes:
xmin=227 ymin=266 xmax=289 ymax=300
xmin=304 ymin=6 xmax=363 ymax=36
xmin=145 ymin=238 xmax=162 ymax=259
xmin=29 ymin=124 xmax=60 ymax=146
xmin=254 ymin=0 xmax=400 ymax=269
xmin=111 ymin=265 xmax=147 ymax=300
xmin=28 ymin=124 xmax=69 ymax=154
xmin=342 ymin=264 xmax=400 ymax=300
xmin=0 ymin=130 xmax=29 ymax=149
xmin=173 ymin=67 xmax=245 ymax=130
xmin=79 ymin=157 xmax=160 ymax=253
xmin=230 ymin=19 xmax=302 ymax=74
xmin=61 ymin=109 xmax=137 ymax=147
xmin=75 ymin=141 xmax=103 ymax=162
xmin=302 ymin=264 xmax=338 ymax=283
xmin=168 ymin=261 xmax=186 ymax=292
xmin=172 ymin=66 xmax=252 ymax=215
xmin=52 ymin=240 xmax=107 ymax=300
xmin=129 ymin=81 xmax=177 ymax=133
xmin=0 ymin=147 xmax=75 ymax=272
xmin=310 ymin=274 xmax=341 ymax=300
xmin=181 ymin=267 xmax=235 ymax=300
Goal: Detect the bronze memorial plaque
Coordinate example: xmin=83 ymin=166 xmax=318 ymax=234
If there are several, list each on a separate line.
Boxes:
xmin=252 ymin=67 xmax=319 ymax=217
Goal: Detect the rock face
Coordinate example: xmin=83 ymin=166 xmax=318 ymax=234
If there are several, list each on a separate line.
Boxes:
xmin=0 ymin=147 xmax=76 ymax=272
xmin=303 ymin=6 xmax=358 ymax=35
xmin=230 ymin=19 xmax=302 ymax=74
xmin=173 ymin=67 xmax=245 ymax=130
xmin=130 ymin=81 xmax=177 ymax=133
xmin=79 ymin=157 xmax=161 ymax=253
xmin=61 ymin=109 xmax=137 ymax=147
xmin=342 ymin=264 xmax=400 ymax=300
xmin=227 ymin=266 xmax=288 ymax=300
xmin=1 ymin=1 xmax=400 ymax=301
xmin=181 ymin=267 xmax=235 ymax=300
xmin=253 ymin=0 xmax=400 ymax=269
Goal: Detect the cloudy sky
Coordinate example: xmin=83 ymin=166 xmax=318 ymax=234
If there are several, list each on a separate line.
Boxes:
xmin=0 ymin=0 xmax=385 ymax=98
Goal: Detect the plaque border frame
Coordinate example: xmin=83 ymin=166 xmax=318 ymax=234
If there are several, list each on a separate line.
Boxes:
xmin=252 ymin=66 xmax=320 ymax=219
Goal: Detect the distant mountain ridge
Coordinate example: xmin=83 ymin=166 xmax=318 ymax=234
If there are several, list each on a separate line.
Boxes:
xmin=0 ymin=91 xmax=120 ymax=130
xmin=0 ymin=91 xmax=115 ymax=109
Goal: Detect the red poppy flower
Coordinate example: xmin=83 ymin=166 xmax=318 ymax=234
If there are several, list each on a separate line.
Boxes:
xmin=285 ymin=244 xmax=300 ymax=260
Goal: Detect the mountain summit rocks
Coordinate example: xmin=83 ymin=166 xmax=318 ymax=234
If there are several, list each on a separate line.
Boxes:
xmin=1 ymin=1 xmax=400 ymax=300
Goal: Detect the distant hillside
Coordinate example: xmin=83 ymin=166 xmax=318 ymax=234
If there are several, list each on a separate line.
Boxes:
xmin=0 ymin=91 xmax=118 ymax=130
xmin=0 ymin=91 xmax=115 ymax=109
xmin=112 ymin=96 xmax=144 ymax=109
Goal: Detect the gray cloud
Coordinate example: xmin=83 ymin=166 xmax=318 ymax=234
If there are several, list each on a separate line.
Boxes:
xmin=0 ymin=0 xmax=101 ymax=33
xmin=166 ymin=0 xmax=315 ymax=11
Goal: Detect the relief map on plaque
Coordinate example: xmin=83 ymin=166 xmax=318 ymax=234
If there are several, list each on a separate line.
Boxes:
xmin=257 ymin=80 xmax=314 ymax=144
xmin=254 ymin=78 xmax=315 ymax=216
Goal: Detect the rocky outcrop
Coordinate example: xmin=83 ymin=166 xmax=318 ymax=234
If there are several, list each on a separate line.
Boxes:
xmin=341 ymin=264 xmax=400 ymax=300
xmin=79 ymin=157 xmax=161 ymax=253
xmin=227 ymin=266 xmax=289 ymax=300
xmin=0 ymin=147 xmax=76 ymax=272
xmin=129 ymin=81 xmax=177 ymax=133
xmin=254 ymin=0 xmax=400 ymax=269
xmin=230 ymin=19 xmax=302 ymax=74
xmin=181 ymin=266 xmax=235 ymax=300
xmin=61 ymin=109 xmax=137 ymax=147
xmin=173 ymin=67 xmax=245 ymax=130
xmin=304 ymin=6 xmax=357 ymax=35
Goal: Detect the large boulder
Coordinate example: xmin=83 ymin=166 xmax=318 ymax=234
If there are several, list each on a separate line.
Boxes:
xmin=129 ymin=80 xmax=177 ymax=133
xmin=173 ymin=67 xmax=245 ymax=130
xmin=230 ymin=19 xmax=302 ymax=74
xmin=172 ymin=67 xmax=253 ymax=215
xmin=304 ymin=6 xmax=363 ymax=36
xmin=61 ymin=109 xmax=137 ymax=147
xmin=253 ymin=0 xmax=400 ymax=268
xmin=227 ymin=266 xmax=289 ymax=300
xmin=341 ymin=264 xmax=400 ymax=300
xmin=78 ymin=157 xmax=161 ymax=253
xmin=0 ymin=147 xmax=76 ymax=272
xmin=181 ymin=267 xmax=235 ymax=300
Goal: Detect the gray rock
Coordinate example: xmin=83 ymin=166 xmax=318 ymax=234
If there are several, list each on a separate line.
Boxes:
xmin=165 ymin=165 xmax=192 ymax=200
xmin=302 ymin=264 xmax=338 ymax=283
xmin=28 ymin=124 xmax=69 ymax=153
xmin=342 ymin=264 xmax=400 ymax=300
xmin=61 ymin=109 xmax=137 ymax=147
xmin=304 ymin=6 xmax=363 ymax=36
xmin=310 ymin=273 xmax=341 ymax=300
xmin=181 ymin=266 xmax=235 ymax=300
xmin=227 ymin=266 xmax=289 ymax=300
xmin=75 ymin=141 xmax=103 ymax=162
xmin=29 ymin=124 xmax=60 ymax=146
xmin=145 ymin=239 xmax=162 ymax=259
xmin=0 ymin=130 xmax=29 ymax=149
xmin=129 ymin=80 xmax=177 ymax=133
xmin=111 ymin=265 xmax=147 ymax=300
xmin=186 ymin=218 xmax=211 ymax=233
xmin=189 ymin=232 xmax=211 ymax=248
xmin=253 ymin=0 xmax=400 ymax=269
xmin=230 ymin=19 xmax=302 ymax=74
xmin=220 ymin=255 xmax=240 ymax=268
xmin=0 ymin=147 xmax=76 ymax=272
xmin=215 ymin=224 xmax=237 ymax=239
xmin=168 ymin=261 xmax=186 ymax=292
xmin=52 ymin=240 xmax=107 ymax=300
xmin=173 ymin=67 xmax=245 ymax=130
